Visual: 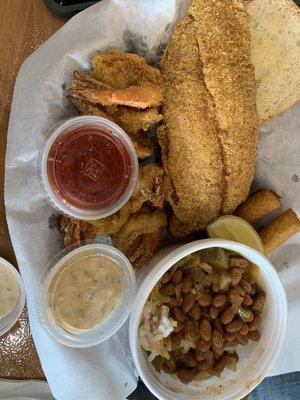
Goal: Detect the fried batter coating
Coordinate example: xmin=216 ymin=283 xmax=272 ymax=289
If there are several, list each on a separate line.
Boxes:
xmin=235 ymin=189 xmax=282 ymax=224
xmin=259 ymin=209 xmax=300 ymax=254
xmin=190 ymin=0 xmax=259 ymax=214
xmin=91 ymin=49 xmax=161 ymax=88
xmin=160 ymin=17 xmax=224 ymax=232
xmin=113 ymin=207 xmax=167 ymax=270
xmin=57 ymin=215 xmax=85 ymax=247
xmin=68 ymin=96 xmax=158 ymax=159
xmin=88 ymin=163 xmax=164 ymax=235
xmin=73 ymin=82 xmax=162 ymax=109
xmin=159 ymin=0 xmax=259 ymax=236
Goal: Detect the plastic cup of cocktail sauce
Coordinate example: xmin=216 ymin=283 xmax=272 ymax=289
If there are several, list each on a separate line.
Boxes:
xmin=38 ymin=116 xmax=138 ymax=220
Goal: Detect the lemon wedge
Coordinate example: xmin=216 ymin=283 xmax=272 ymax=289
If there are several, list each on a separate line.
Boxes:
xmin=207 ymin=215 xmax=265 ymax=254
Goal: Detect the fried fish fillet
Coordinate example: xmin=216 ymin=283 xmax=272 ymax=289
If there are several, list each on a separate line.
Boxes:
xmin=69 ymin=94 xmax=161 ymax=136
xmin=73 ymin=82 xmax=162 ymax=109
xmin=113 ymin=207 xmax=167 ymax=269
xmin=58 ymin=164 xmax=164 ymax=246
xmin=190 ymin=0 xmax=259 ymax=214
xmin=159 ymin=17 xmax=224 ymax=234
xmin=160 ymin=0 xmax=259 ymax=236
xmin=91 ymin=49 xmax=161 ymax=88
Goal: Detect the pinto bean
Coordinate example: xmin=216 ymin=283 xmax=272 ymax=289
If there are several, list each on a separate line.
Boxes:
xmin=199 ymin=319 xmax=212 ymax=341
xmin=212 ymin=329 xmax=224 ymax=350
xmin=196 ymin=339 xmax=211 ymax=353
xmin=220 ymin=306 xmax=236 ymax=324
xmin=225 ymin=318 xmax=243 ymax=333
xmin=224 ymin=331 xmax=237 ymax=342
xmin=209 ymin=306 xmax=219 ymax=319
xmin=176 ymin=368 xmax=196 ymax=384
xmin=171 ymin=269 xmax=183 ymax=285
xmin=195 ymin=349 xmax=206 ymax=362
xmin=248 ymin=316 xmax=262 ymax=332
xmin=174 ymin=307 xmax=186 ymax=322
xmin=213 ymin=294 xmax=227 ymax=308
xmin=171 ymin=332 xmax=182 ymax=351
xmin=230 ymin=257 xmax=249 ymax=269
xmin=198 ymin=293 xmax=213 ymax=307
xmin=183 ymin=319 xmax=197 ymax=340
xmin=240 ymin=324 xmax=249 ymax=336
xmin=227 ymin=289 xmax=243 ymax=305
xmin=213 ymin=318 xmax=224 ymax=334
xmin=242 ymin=294 xmax=253 ymax=307
xmin=182 ymin=294 xmax=196 ymax=313
xmin=161 ymin=272 xmax=171 ymax=284
xmin=191 ymin=302 xmax=201 ymax=320
xmin=229 ymin=268 xmax=243 ymax=286
xmin=239 ymin=279 xmax=252 ymax=294
xmin=212 ymin=356 xmax=226 ymax=375
xmin=197 ymin=360 xmax=211 ymax=371
xmin=237 ymin=333 xmax=249 ymax=346
xmin=162 ymin=359 xmax=177 ymax=374
xmin=182 ymin=352 xmax=198 ymax=367
xmin=182 ymin=277 xmax=193 ymax=293
xmin=251 ymin=292 xmax=266 ymax=311
xmin=248 ymin=330 xmax=261 ymax=342
xmin=160 ymin=282 xmax=175 ymax=296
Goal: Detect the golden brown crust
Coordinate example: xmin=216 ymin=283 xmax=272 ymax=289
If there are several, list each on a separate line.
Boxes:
xmin=88 ymin=163 xmax=164 ymax=235
xmin=259 ymin=209 xmax=300 ymax=254
xmin=160 ymin=17 xmax=224 ymax=230
xmin=159 ymin=0 xmax=259 ymax=234
xmin=190 ymin=0 xmax=260 ymax=214
xmin=235 ymin=189 xmax=282 ymax=224
xmin=91 ymin=49 xmax=161 ymax=88
xmin=113 ymin=207 xmax=167 ymax=269
xmin=72 ymin=82 xmax=162 ymax=109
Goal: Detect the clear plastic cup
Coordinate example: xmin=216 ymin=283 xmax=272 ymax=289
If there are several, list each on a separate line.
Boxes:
xmin=37 ymin=116 xmax=138 ymax=220
xmin=129 ymin=239 xmax=288 ymax=400
xmin=37 ymin=242 xmax=136 ymax=348
xmin=0 ymin=257 xmax=26 ymax=337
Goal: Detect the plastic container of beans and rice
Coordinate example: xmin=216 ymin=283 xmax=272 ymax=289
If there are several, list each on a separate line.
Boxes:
xmin=129 ymin=239 xmax=287 ymax=400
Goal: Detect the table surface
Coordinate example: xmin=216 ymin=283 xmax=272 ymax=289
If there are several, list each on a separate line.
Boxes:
xmin=0 ymin=0 xmax=64 ymax=380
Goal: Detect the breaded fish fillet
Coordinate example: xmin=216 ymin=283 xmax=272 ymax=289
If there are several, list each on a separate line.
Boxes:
xmin=159 ymin=16 xmax=224 ymax=232
xmin=190 ymin=0 xmax=259 ymax=214
xmin=160 ymin=0 xmax=259 ymax=236
xmin=91 ymin=49 xmax=161 ymax=88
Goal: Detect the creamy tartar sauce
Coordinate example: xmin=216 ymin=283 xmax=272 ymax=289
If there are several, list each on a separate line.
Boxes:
xmin=0 ymin=263 xmax=20 ymax=319
xmin=47 ymin=253 xmax=124 ymax=333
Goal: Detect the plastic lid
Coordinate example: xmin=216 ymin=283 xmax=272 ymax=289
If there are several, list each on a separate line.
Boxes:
xmin=38 ymin=242 xmax=136 ymax=348
xmin=37 ymin=116 xmax=138 ymax=220
xmin=0 ymin=257 xmax=26 ymax=337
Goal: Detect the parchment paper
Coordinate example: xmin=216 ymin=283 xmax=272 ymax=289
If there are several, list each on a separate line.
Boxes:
xmin=4 ymin=0 xmax=300 ymax=398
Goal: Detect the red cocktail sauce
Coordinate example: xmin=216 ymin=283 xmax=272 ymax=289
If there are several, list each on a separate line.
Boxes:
xmin=47 ymin=125 xmax=132 ymax=210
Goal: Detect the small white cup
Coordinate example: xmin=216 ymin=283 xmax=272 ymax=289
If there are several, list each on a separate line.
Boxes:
xmin=0 ymin=257 xmax=26 ymax=337
xmin=38 ymin=243 xmax=136 ymax=347
xmin=37 ymin=115 xmax=139 ymax=220
xmin=129 ymin=239 xmax=288 ymax=400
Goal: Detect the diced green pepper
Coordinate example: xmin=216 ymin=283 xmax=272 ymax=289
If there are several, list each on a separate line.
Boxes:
xmin=237 ymin=307 xmax=254 ymax=322
xmin=201 ymin=248 xmax=229 ymax=270
xmin=151 ymin=356 xmax=165 ymax=372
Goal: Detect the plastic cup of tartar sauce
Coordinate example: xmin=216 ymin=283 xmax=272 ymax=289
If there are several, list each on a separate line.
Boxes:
xmin=37 ymin=242 xmax=136 ymax=347
xmin=37 ymin=115 xmax=138 ymax=220
xmin=0 ymin=257 xmax=26 ymax=337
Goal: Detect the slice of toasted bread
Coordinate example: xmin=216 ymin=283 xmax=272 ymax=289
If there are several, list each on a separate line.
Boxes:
xmin=246 ymin=0 xmax=300 ymax=121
